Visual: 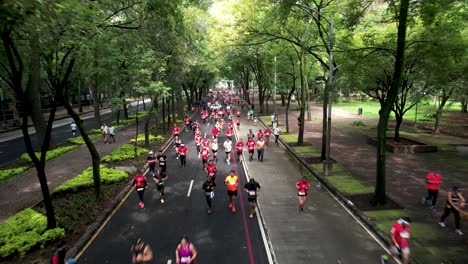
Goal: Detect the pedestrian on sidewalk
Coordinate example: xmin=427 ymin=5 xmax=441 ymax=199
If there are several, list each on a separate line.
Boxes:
xmin=225 ymin=170 xmax=239 ymax=213
xmin=108 ymin=125 xmax=116 ymax=143
xmin=381 ymin=217 xmax=411 ymax=264
xmin=70 ymin=122 xmax=77 ymax=136
xmin=296 ymin=176 xmax=311 ymax=212
xmin=131 ymin=238 xmax=154 ymax=264
xmin=175 ymin=236 xmax=197 ymax=264
xmin=438 ymin=186 xmax=465 ymax=236
xmin=256 ymin=137 xmax=266 ymax=162
xmin=203 ymin=175 xmax=216 ymax=214
xmin=179 ymin=143 xmax=188 ymax=167
xmin=273 ymin=126 xmax=281 ymax=145
xmin=421 ymin=171 xmax=442 ymax=210
xmin=244 ymin=178 xmax=261 ymax=218
xmin=101 ymin=123 xmax=109 ymax=143
xmin=132 ymin=170 xmax=148 ymax=209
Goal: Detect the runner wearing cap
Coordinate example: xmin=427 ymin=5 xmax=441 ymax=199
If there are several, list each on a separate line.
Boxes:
xmin=147 ymin=151 xmax=156 ymax=177
xmin=178 ymin=143 xmax=188 ymax=167
xmin=244 ymin=178 xmax=261 ymax=218
xmin=225 ymin=170 xmax=239 ymax=213
xmin=381 ymin=217 xmax=411 ymax=264
xmin=132 ymin=170 xmax=148 ymax=208
xmin=132 ymin=238 xmax=154 ymax=264
xmin=296 ymin=176 xmax=311 ymax=212
xmin=202 ymin=175 xmax=217 ymax=214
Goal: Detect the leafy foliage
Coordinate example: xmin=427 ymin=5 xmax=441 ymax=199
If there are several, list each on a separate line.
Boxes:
xmin=129 ymin=134 xmax=164 ymax=143
xmin=67 ymin=134 xmax=101 ymax=145
xmin=0 ymin=209 xmax=65 ymax=258
xmin=20 ymin=145 xmax=78 ymax=163
xmin=101 ymin=144 xmax=147 ymax=163
xmin=55 ymin=165 xmax=128 ymax=193
xmin=0 ymin=167 xmax=29 ymax=182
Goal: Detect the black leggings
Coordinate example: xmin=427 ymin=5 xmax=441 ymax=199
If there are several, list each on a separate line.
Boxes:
xmin=426 ymin=189 xmax=438 ymax=206
xmin=274 ymin=135 xmax=279 ymax=144
xmin=180 ymin=155 xmax=186 ymax=166
xmin=137 ymin=190 xmax=145 ymax=202
xmin=440 ymin=204 xmax=461 ymax=229
xmin=205 ymin=195 xmax=212 ymax=209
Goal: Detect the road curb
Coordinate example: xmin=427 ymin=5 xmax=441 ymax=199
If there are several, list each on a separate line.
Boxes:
xmin=256 ymin=117 xmax=414 ymax=264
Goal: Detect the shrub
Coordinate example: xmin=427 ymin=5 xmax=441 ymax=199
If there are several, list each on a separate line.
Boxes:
xmin=55 ymin=165 xmax=128 ymax=193
xmin=102 ymin=144 xmax=147 ymax=163
xmin=129 ymin=134 xmax=164 ymax=143
xmin=21 ymin=145 xmax=78 ymax=163
xmin=67 ymin=134 xmax=100 ymax=145
xmin=352 ymin=120 xmax=366 ymax=126
xmin=89 ymin=128 xmax=102 ymax=134
xmin=0 ymin=167 xmax=29 ymax=182
xmin=0 ymin=208 xmax=65 ymax=258
xmin=128 ymin=111 xmax=148 ymax=120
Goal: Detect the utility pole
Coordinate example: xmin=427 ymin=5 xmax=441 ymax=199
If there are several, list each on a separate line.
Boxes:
xmin=274 ymin=56 xmax=277 ymax=115
xmin=325 ymin=14 xmax=334 ymax=176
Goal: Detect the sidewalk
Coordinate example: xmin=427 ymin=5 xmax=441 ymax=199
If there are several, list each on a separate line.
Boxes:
xmin=0 ymin=121 xmax=144 ymax=224
xmin=236 ymin=109 xmax=385 ymax=263
xmin=269 ymin=102 xmax=468 ymax=263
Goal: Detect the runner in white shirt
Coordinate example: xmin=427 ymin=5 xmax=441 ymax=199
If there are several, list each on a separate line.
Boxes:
xmin=70 ymin=122 xmax=77 ymax=136
xmin=223 ymin=138 xmax=233 ymax=165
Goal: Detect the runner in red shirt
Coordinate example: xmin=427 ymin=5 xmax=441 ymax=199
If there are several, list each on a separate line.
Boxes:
xmin=382 ymin=218 xmax=411 ymax=264
xmin=200 ymin=147 xmax=210 ymax=169
xmin=194 ymin=127 xmax=201 ymax=138
xmin=191 ymin=105 xmax=195 ymax=113
xmin=202 ymin=137 xmax=211 ymax=148
xmin=228 ymin=120 xmax=234 ymax=130
xmin=184 ymin=116 xmax=190 ymax=132
xmin=236 ymin=117 xmax=241 ymax=130
xmin=296 ymin=176 xmax=311 ymax=212
xmin=236 ymin=138 xmax=244 ymax=163
xmin=195 ymin=134 xmax=202 ymax=156
xmin=236 ymin=109 xmax=241 ymax=118
xmin=422 ymin=172 xmax=442 ymax=209
xmin=205 ymin=159 xmax=218 ymax=179
xmin=178 ymin=143 xmax=188 ymax=167
xmin=172 ymin=124 xmax=180 ymax=137
xmin=211 ymin=127 xmax=219 ymax=139
xmin=264 ymin=128 xmax=271 ymax=146
xmin=247 ymin=137 xmax=255 ymax=161
xmin=257 ymin=129 xmax=264 ymax=140
xmin=133 ymin=171 xmax=148 ymax=208
xmin=225 ymin=128 xmax=233 ymax=140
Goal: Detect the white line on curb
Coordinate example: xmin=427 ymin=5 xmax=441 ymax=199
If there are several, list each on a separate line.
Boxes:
xmin=187 ymin=180 xmax=194 ymax=197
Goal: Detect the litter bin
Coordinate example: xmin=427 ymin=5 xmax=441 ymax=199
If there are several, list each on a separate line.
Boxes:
xmin=358 ymin=107 xmax=363 ymax=116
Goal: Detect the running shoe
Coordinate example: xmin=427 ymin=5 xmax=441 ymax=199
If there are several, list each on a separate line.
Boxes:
xmin=438 ymin=222 xmax=446 ymax=228
xmin=139 ymin=202 xmax=145 ymax=208
xmin=421 ymin=197 xmax=427 ymax=205
xmin=249 ymin=213 xmax=253 ymax=218
xmin=455 ymin=229 xmax=464 ymax=236
xmin=161 ymin=198 xmax=165 ymax=204
xmin=380 ymin=254 xmax=389 ymax=264
xmin=208 ymin=209 xmax=212 ymax=214
xmin=229 ymin=202 xmax=232 ymax=208
xmin=232 ymin=207 xmax=236 ymax=213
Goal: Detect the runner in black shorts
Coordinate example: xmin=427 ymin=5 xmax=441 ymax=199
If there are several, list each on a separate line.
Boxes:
xmin=153 ymin=171 xmax=168 ymax=204
xmin=156 ymin=150 xmax=167 ymax=174
xmin=244 ymin=178 xmax=261 ymax=218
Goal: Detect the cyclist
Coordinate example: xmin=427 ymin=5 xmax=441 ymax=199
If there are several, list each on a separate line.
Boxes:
xmin=244 ymin=178 xmax=261 ymax=218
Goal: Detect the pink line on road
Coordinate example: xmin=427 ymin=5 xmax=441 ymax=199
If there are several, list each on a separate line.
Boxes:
xmin=232 ymin=156 xmax=256 ymax=264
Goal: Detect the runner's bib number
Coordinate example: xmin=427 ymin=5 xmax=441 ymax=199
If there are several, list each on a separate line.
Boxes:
xmin=209 ymin=173 xmax=214 ymax=176
xmin=206 ymin=191 xmax=215 ymax=198
xmin=249 ymin=191 xmax=256 ymax=196
xmin=181 ymin=256 xmax=190 ymax=262
xmin=298 ymin=191 xmax=306 ymax=195
xmin=160 ymin=162 xmax=165 ymax=166
xmin=137 ymin=188 xmax=144 ymax=191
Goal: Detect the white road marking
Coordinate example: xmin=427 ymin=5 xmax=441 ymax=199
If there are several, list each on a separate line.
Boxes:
xmin=204 ymin=133 xmax=207 ymax=138
xmin=187 ymin=180 xmax=194 ymax=197
xmin=167 ymin=260 xmax=172 ymax=264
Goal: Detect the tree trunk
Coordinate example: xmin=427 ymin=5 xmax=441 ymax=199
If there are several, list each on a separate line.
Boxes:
xmin=78 ymin=77 xmax=83 ymax=113
xmin=167 ymin=96 xmax=171 ymax=130
xmin=321 ymin=83 xmax=329 ymax=161
xmin=434 ymin=97 xmax=448 ymax=134
xmin=462 ymin=99 xmax=467 ymax=113
xmin=281 ymin=94 xmax=286 ymax=106
xmin=27 ymin=32 xmax=47 ymax=147
xmin=144 ymin=102 xmax=154 ymax=149
xmin=162 ymin=97 xmax=166 ymax=132
xmin=394 ymin=115 xmax=403 ymax=142
xmin=297 ymin=48 xmax=307 ymax=145
xmin=373 ymin=0 xmax=410 ymax=205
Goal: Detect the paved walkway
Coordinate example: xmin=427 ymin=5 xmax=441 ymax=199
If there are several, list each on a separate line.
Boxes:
xmin=269 ymin=102 xmax=468 ymax=263
xmin=0 ymin=121 xmax=144 ymax=223
xmin=236 ymin=108 xmax=386 ymax=263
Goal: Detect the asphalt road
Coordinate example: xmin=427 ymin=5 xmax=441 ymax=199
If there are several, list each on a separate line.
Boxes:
xmin=0 ymin=102 xmax=149 ymax=166
xmin=79 ymin=114 xmax=268 ymax=263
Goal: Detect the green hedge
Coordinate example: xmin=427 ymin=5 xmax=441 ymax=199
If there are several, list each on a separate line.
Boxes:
xmin=0 ymin=208 xmax=65 ymax=258
xmin=20 ymin=145 xmax=78 ymax=163
xmin=102 ymin=144 xmax=147 ymax=163
xmin=67 ymin=134 xmax=100 ymax=145
xmin=128 ymin=111 xmax=148 ymax=120
xmin=129 ymin=134 xmax=164 ymax=143
xmin=0 ymin=167 xmax=29 ymax=182
xmin=55 ymin=165 xmax=128 ymax=193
